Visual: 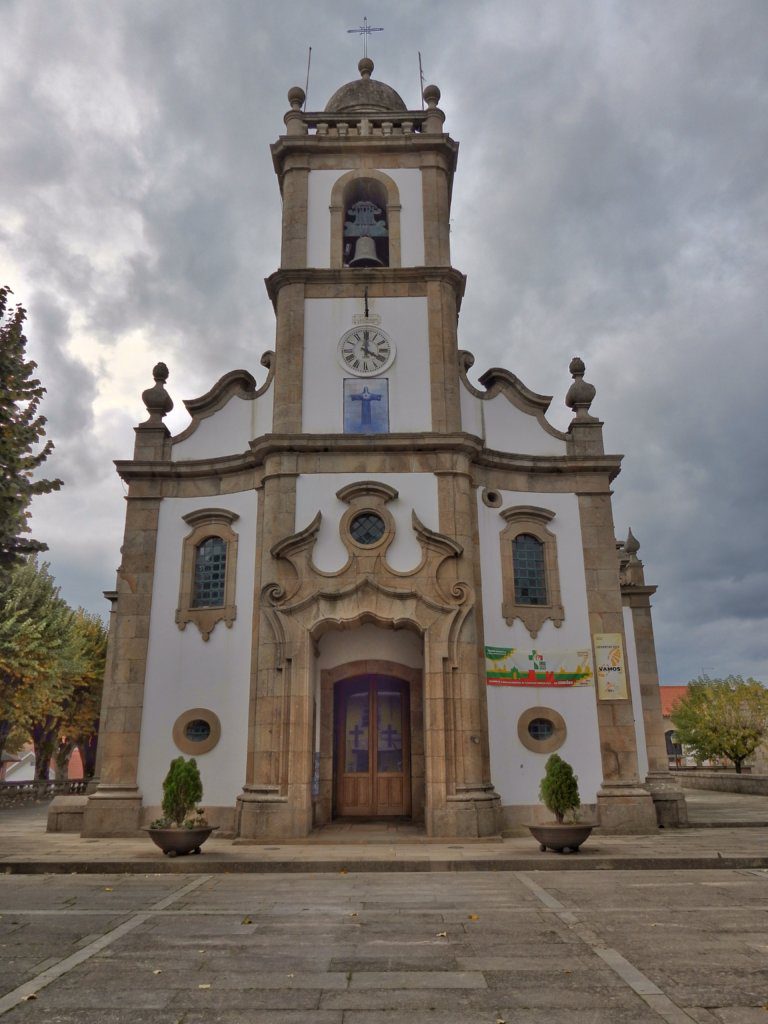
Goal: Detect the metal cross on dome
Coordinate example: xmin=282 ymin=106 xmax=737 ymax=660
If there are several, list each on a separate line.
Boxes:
xmin=347 ymin=16 xmax=383 ymax=58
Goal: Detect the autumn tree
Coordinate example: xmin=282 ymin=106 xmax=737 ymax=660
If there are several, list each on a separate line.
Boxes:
xmin=0 ymin=559 xmax=75 ymax=772
xmin=671 ymin=676 xmax=768 ymax=773
xmin=54 ymin=610 xmax=107 ymax=780
xmin=0 ymin=286 xmax=62 ymax=574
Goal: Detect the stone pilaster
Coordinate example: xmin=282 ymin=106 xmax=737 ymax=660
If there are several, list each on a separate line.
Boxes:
xmin=433 ymin=457 xmax=501 ymax=837
xmin=621 ymin=533 xmax=688 ymax=826
xmin=566 ymin=360 xmax=656 ymax=833
xmin=237 ymin=457 xmax=307 ymax=839
xmin=83 ymin=367 xmax=172 ymax=837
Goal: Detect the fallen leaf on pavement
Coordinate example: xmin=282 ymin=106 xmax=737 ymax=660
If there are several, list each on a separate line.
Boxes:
xmin=241 ymin=916 xmax=253 ymax=925
xmin=152 ymin=970 xmax=162 ymax=975
xmin=436 ymin=931 xmax=447 ymax=938
xmin=468 ymin=914 xmax=479 ymax=921
xmin=198 ymin=983 xmax=211 ymax=990
xmin=24 ymin=995 xmax=37 ymax=1002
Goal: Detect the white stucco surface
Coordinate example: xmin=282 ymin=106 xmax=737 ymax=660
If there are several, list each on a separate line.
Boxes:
xmin=137 ymin=491 xmax=257 ymax=807
xmin=624 ymin=605 xmax=649 ymax=779
xmin=306 ymin=167 xmax=424 ymax=268
xmin=301 ymin=297 xmax=431 ymax=434
xmin=459 ymin=379 xmax=484 ymax=438
xmin=482 ymin=393 xmax=566 ymax=455
xmin=477 ymin=489 xmax=603 ymax=806
xmin=295 ymin=472 xmax=438 ymax=574
xmin=171 ymin=386 xmax=274 ymax=461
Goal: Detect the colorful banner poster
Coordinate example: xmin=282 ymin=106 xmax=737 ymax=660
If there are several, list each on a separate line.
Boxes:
xmin=593 ymin=633 xmax=629 ymax=700
xmin=485 ymin=646 xmax=593 ymax=688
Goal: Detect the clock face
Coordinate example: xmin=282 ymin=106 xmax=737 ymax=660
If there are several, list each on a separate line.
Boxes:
xmin=337 ymin=325 xmax=395 ymax=377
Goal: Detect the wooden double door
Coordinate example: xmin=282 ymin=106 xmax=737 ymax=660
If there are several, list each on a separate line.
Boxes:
xmin=334 ymin=675 xmax=411 ymax=818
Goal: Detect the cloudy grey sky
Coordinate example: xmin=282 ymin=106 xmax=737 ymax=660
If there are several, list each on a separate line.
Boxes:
xmin=3 ymin=0 xmax=767 ymax=684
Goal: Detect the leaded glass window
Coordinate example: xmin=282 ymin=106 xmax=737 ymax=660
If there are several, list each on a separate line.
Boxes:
xmin=192 ymin=536 xmax=227 ymax=608
xmin=513 ymin=534 xmax=547 ymax=606
xmin=349 ymin=512 xmax=386 ymax=545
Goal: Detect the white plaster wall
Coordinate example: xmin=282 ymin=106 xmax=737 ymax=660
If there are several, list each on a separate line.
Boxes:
xmin=171 ymin=389 xmax=274 ymax=462
xmin=137 ymin=490 xmax=257 ymax=807
xmin=306 ymin=167 xmax=424 ymax=268
xmin=624 ymin=605 xmax=649 ymax=780
xmin=483 ymin=395 xmax=566 ymax=456
xmin=295 ymin=472 xmax=438 ymax=574
xmin=302 ymin=297 xmax=431 ymax=434
xmin=459 ymin=383 xmax=484 ymax=439
xmin=477 ymin=489 xmax=603 ymax=806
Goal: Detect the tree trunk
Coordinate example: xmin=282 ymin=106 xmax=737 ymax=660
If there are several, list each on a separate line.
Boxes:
xmin=54 ymin=739 xmax=74 ymax=781
xmin=31 ymin=719 xmax=59 ymax=780
xmin=78 ymin=729 xmax=99 ymax=779
xmin=734 ymin=758 xmax=744 ymax=774
xmin=0 ymin=719 xmax=11 ymax=769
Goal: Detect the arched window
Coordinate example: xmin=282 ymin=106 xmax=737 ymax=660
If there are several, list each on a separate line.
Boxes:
xmin=176 ymin=508 xmax=239 ymax=640
xmin=499 ymin=506 xmax=564 ymax=638
xmin=342 ymin=178 xmax=389 ymax=267
xmin=192 ymin=536 xmax=227 ymax=608
xmin=513 ymin=534 xmax=547 ymax=606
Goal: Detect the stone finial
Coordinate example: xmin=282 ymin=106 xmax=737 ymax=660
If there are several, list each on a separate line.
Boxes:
xmin=423 ymin=84 xmax=441 ymax=108
xmin=358 ymin=57 xmax=374 ymax=79
xmin=141 ymin=362 xmax=173 ymax=426
xmin=565 ymin=356 xmax=598 ymax=423
xmin=624 ymin=527 xmax=640 ymax=561
xmin=287 ymin=85 xmax=305 ymax=111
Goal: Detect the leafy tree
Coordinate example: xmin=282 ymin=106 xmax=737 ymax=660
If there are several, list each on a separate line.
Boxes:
xmin=57 ymin=611 xmax=107 ymax=779
xmin=0 ymin=559 xmax=74 ymax=767
xmin=539 ymin=753 xmax=581 ymax=823
xmin=0 ymin=286 xmax=62 ymax=573
xmin=672 ymin=676 xmax=768 ymax=774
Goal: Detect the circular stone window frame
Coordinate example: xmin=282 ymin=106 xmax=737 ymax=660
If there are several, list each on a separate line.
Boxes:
xmin=172 ymin=708 xmax=222 ymax=756
xmin=517 ymin=706 xmax=567 ymax=754
xmin=340 ymin=503 xmax=395 ymax=554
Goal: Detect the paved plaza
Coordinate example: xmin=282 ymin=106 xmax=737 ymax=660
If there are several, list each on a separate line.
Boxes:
xmin=1 ymin=867 xmax=767 ymax=1023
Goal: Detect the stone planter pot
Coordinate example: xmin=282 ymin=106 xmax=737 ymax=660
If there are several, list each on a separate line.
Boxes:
xmin=145 ymin=826 xmax=218 ymax=857
xmin=528 ymin=822 xmax=594 ymax=854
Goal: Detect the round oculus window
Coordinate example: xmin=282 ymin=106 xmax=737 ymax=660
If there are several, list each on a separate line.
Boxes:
xmin=349 ymin=512 xmax=386 ymax=545
xmin=184 ymin=718 xmax=212 ymax=743
xmin=527 ymin=717 xmax=555 ymax=741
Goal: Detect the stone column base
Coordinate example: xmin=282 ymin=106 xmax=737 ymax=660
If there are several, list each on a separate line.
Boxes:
xmin=431 ymin=785 xmax=502 ymax=837
xmin=81 ymin=786 xmax=143 ymax=837
xmin=596 ymin=784 xmax=658 ymax=834
xmin=235 ymin=785 xmax=313 ymax=840
xmin=645 ymin=772 xmax=689 ymax=827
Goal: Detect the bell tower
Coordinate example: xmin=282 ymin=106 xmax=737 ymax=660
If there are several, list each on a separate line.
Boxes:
xmin=266 ymin=57 xmax=465 ymax=438
xmin=235 ymin=59 xmax=502 ymax=839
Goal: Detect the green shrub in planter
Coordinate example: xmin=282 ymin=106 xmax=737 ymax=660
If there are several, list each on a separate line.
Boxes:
xmin=538 ymin=753 xmax=580 ymax=824
xmin=161 ymin=756 xmax=204 ymax=827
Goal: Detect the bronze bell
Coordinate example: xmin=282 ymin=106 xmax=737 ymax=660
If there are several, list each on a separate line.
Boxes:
xmin=348 ymin=235 xmax=383 ymax=267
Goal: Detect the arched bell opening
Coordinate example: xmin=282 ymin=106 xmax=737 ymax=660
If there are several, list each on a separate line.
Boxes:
xmin=329 ymin=169 xmax=401 ymax=269
xmin=312 ymin=621 xmax=424 ymax=828
xmin=342 ymin=177 xmax=390 ymax=267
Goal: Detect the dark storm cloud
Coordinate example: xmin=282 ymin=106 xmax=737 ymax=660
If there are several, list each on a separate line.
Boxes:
xmin=3 ymin=0 xmax=767 ymax=681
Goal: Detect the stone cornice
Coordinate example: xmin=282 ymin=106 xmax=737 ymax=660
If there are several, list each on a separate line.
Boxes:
xmin=270 ymin=132 xmax=459 ymax=186
xmin=115 ymin=431 xmax=624 ymax=485
xmin=264 ymin=266 xmax=467 ymax=312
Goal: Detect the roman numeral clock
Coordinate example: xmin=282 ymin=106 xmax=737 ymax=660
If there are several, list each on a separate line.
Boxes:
xmin=337 ymin=324 xmax=396 ymax=376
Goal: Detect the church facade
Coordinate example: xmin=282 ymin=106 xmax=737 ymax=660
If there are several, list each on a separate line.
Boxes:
xmin=82 ymin=60 xmax=685 ymax=840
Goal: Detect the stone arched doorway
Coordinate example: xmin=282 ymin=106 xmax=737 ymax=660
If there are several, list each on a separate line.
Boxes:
xmin=317 ymin=659 xmax=424 ymax=827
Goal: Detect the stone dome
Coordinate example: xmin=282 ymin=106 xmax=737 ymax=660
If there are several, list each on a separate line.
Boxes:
xmin=325 ymin=58 xmax=407 ymax=114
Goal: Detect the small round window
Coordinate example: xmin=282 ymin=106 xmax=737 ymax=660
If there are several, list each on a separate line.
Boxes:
xmin=349 ymin=512 xmax=386 ymax=545
xmin=527 ymin=717 xmax=555 ymax=741
xmin=185 ymin=719 xmax=212 ymax=743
